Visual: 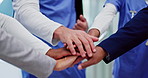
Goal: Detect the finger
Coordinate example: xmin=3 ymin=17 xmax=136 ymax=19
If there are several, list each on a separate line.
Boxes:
xmin=75 ymin=24 xmax=84 ymax=30
xmin=65 ymin=44 xmax=76 ymax=50
xmin=77 ymin=19 xmax=84 ymax=27
xmin=72 ymin=36 xmax=86 ymax=57
xmin=88 ymin=35 xmax=99 ymax=42
xmin=73 ymin=24 xmax=78 ymax=30
xmin=70 ymin=57 xmax=85 ymax=67
xmin=66 ymin=40 xmax=76 ymax=55
xmin=78 ymin=59 xmax=94 ymax=70
xmin=77 ymin=19 xmax=88 ymax=31
xmin=79 ymin=15 xmax=86 ymax=22
xmin=64 ymin=43 xmax=67 ymax=47
xmin=84 ymin=34 xmax=96 ymax=53
xmin=78 ymin=34 xmax=93 ymax=57
xmin=74 ymin=23 xmax=83 ymax=30
xmin=76 ymin=52 xmax=81 ymax=56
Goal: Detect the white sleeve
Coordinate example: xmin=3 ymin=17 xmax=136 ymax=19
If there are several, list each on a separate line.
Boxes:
xmin=89 ymin=3 xmax=117 ymax=35
xmin=0 ymin=28 xmax=56 ymax=78
xmin=0 ymin=13 xmax=50 ymax=55
xmin=12 ymin=0 xmax=62 ymax=46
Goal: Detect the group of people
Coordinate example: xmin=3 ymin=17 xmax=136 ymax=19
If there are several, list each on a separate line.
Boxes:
xmin=0 ymin=0 xmax=148 ymax=78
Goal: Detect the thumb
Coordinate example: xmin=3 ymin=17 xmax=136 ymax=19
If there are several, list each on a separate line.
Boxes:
xmin=78 ymin=59 xmax=94 ymax=70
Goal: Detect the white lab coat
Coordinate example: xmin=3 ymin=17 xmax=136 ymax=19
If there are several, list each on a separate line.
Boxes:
xmin=13 ymin=0 xmax=62 ymax=46
xmin=0 ymin=13 xmax=56 ymax=78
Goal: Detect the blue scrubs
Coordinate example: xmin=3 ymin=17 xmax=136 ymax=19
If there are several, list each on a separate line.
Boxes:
xmin=22 ymin=0 xmax=86 ymax=78
xmin=105 ymin=0 xmax=148 ymax=78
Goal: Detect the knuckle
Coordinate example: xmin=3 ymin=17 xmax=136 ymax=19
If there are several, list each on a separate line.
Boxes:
xmin=83 ymin=41 xmax=89 ymax=45
xmin=76 ymin=42 xmax=82 ymax=46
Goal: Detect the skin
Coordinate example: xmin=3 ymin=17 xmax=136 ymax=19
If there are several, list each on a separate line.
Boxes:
xmin=53 ymin=26 xmax=98 ymax=58
xmin=46 ymin=48 xmax=79 ymax=71
xmin=46 ymin=48 xmax=72 ymax=60
xmin=78 ymin=46 xmax=107 ymax=70
xmin=69 ymin=46 xmax=107 ymax=70
xmin=73 ymin=15 xmax=107 ymax=70
xmin=54 ymin=56 xmax=78 ymax=71
xmin=74 ymin=15 xmax=100 ymax=37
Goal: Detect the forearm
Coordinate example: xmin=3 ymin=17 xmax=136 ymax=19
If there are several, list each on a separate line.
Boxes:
xmin=89 ymin=3 xmax=117 ymax=36
xmin=0 ymin=28 xmax=56 ymax=78
xmin=0 ymin=13 xmax=50 ymax=55
xmin=13 ymin=0 xmax=61 ymax=45
xmin=98 ymin=7 xmax=148 ymax=63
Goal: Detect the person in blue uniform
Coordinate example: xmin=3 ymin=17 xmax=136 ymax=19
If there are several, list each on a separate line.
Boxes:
xmin=104 ymin=0 xmax=148 ymax=78
xmin=22 ymin=0 xmax=86 ymax=78
xmin=75 ymin=0 xmax=148 ymax=78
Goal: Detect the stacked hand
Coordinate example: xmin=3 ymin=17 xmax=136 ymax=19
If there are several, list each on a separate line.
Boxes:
xmin=47 ymin=15 xmax=107 ymax=71
xmin=46 ymin=48 xmax=78 ymax=71
xmin=73 ymin=15 xmax=107 ymax=70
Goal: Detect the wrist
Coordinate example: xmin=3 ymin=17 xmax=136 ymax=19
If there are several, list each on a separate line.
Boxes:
xmin=53 ymin=26 xmax=65 ymax=40
xmin=46 ymin=49 xmax=53 ymax=56
xmin=96 ymin=46 xmax=107 ymax=58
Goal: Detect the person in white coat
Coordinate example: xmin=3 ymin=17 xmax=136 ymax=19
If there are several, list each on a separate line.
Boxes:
xmin=0 ymin=13 xmax=79 ymax=78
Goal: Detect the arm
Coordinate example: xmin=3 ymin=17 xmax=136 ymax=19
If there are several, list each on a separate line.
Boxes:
xmin=0 ymin=13 xmax=79 ymax=76
xmin=88 ymin=3 xmax=117 ymax=37
xmin=77 ymin=7 xmax=148 ymax=69
xmin=99 ymin=7 xmax=148 ymax=63
xmin=0 ymin=13 xmax=50 ymax=55
xmin=13 ymin=0 xmax=61 ymax=45
xmin=74 ymin=3 xmax=117 ymax=37
xmin=13 ymin=0 xmax=98 ymax=58
xmin=0 ymin=28 xmax=56 ymax=78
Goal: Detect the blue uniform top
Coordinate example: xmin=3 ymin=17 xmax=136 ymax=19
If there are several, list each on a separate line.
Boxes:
xmin=105 ymin=0 xmax=148 ymax=78
xmin=22 ymin=0 xmax=86 ymax=78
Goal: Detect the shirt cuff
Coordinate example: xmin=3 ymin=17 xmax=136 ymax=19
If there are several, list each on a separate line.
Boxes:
xmin=38 ymin=56 xmax=56 ymax=78
xmin=43 ymin=57 xmax=56 ymax=78
xmin=46 ymin=23 xmax=62 ymax=46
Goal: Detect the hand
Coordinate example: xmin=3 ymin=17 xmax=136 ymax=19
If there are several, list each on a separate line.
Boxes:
xmin=73 ymin=15 xmax=88 ymax=32
xmin=54 ymin=26 xmax=98 ymax=57
xmin=46 ymin=48 xmax=72 ymax=60
xmin=54 ymin=56 xmax=78 ymax=71
xmin=88 ymin=29 xmax=100 ymax=38
xmin=77 ymin=46 xmax=107 ymax=70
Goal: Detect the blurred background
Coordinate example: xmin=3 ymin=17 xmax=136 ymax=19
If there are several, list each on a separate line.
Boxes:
xmin=0 ymin=0 xmax=119 ymax=78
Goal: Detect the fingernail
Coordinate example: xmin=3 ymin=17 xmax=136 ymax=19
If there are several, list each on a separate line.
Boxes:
xmin=89 ymin=53 xmax=92 ymax=57
xmin=93 ymin=49 xmax=96 ymax=52
xmin=78 ymin=65 xmax=82 ymax=70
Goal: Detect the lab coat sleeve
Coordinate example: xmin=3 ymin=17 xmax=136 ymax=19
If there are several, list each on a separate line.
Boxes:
xmin=98 ymin=7 xmax=148 ymax=63
xmin=0 ymin=28 xmax=56 ymax=78
xmin=0 ymin=13 xmax=50 ymax=55
xmin=89 ymin=3 xmax=117 ymax=35
xmin=12 ymin=0 xmax=62 ymax=46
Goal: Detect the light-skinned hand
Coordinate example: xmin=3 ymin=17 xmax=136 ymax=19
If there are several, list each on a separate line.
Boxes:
xmin=54 ymin=26 xmax=98 ymax=58
xmin=74 ymin=15 xmax=88 ymax=32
